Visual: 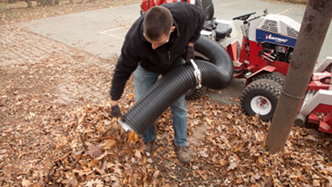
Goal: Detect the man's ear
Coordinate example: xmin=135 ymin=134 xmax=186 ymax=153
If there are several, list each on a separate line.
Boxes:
xmin=170 ymin=26 xmax=175 ymax=33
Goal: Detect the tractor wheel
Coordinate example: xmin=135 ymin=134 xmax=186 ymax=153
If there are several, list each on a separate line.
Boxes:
xmin=240 ymin=79 xmax=282 ymax=121
xmin=185 ymin=87 xmax=206 ymax=100
xmin=252 ymin=72 xmax=285 ymax=86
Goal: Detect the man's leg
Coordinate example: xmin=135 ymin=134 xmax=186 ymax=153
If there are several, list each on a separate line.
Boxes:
xmin=134 ymin=64 xmax=159 ymax=143
xmin=170 ymin=95 xmax=191 ymax=162
xmin=170 ymin=95 xmax=188 ymax=146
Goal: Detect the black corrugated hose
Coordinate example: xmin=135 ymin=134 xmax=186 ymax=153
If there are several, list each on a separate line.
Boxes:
xmin=119 ymin=36 xmax=234 ymax=136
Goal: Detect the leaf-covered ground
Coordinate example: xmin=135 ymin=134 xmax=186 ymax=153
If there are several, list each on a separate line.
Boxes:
xmin=1 ymin=0 xmax=331 ymax=186
xmin=39 ymin=103 xmax=332 ymax=186
xmin=3 ymin=95 xmax=331 ymax=186
xmin=1 ymin=50 xmax=331 ymax=186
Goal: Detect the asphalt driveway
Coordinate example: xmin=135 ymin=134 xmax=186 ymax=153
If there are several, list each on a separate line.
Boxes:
xmin=15 ymin=0 xmax=332 ymax=104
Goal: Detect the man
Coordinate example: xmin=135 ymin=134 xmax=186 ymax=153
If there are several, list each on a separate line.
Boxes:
xmin=110 ymin=2 xmax=205 ymax=162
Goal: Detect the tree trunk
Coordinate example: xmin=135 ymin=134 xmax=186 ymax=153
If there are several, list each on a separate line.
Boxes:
xmin=37 ymin=0 xmax=53 ymax=6
xmin=266 ymin=0 xmax=332 ymax=153
xmin=26 ymin=0 xmax=32 ymax=7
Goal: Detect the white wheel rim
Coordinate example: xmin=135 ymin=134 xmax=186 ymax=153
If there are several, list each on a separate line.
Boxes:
xmin=250 ymin=96 xmax=272 ymax=115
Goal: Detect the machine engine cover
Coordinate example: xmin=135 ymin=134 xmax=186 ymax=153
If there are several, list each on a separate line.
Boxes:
xmin=248 ymin=14 xmax=300 ymax=47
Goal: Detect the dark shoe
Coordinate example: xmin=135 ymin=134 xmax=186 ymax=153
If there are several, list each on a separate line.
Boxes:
xmin=176 ymin=146 xmax=191 ymax=163
xmin=143 ymin=141 xmax=154 ymax=156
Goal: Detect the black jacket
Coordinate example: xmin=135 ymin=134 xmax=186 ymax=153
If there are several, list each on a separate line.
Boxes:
xmin=110 ymin=2 xmax=205 ymax=100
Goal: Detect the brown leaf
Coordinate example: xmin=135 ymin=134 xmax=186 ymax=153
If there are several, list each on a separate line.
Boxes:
xmin=123 ymin=163 xmax=133 ymax=176
xmin=233 ymin=144 xmax=243 ymax=152
xmin=228 ymin=155 xmax=240 ymax=170
xmin=153 ymin=170 xmax=160 ymax=178
xmin=114 ymin=163 xmax=123 ymax=176
xmin=130 ymin=173 xmax=138 ymax=187
xmin=128 ymin=131 xmax=138 ymax=142
xmin=219 ymin=159 xmax=228 ymax=166
xmin=236 ymin=177 xmax=243 ymax=184
xmin=73 ymin=169 xmax=94 ymax=176
xmin=205 ymin=118 xmax=213 ymax=125
xmin=21 ymin=178 xmax=31 ymax=187
xmin=313 ymin=179 xmax=320 ymax=187
xmin=88 ymin=159 xmax=99 ymax=168
xmin=134 ymin=149 xmax=141 ymax=159
xmin=103 ymin=139 xmax=116 ymax=149
xmin=258 ymin=157 xmax=264 ymax=165
xmin=88 ymin=145 xmax=102 ymax=158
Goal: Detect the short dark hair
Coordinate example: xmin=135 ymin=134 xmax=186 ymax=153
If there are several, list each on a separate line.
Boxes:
xmin=143 ymin=6 xmax=173 ymax=41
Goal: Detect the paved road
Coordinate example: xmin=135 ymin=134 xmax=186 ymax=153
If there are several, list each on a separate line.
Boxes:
xmin=15 ymin=0 xmax=331 ymax=64
xmin=16 ymin=4 xmax=140 ymax=59
xmin=13 ymin=0 xmax=332 ymax=104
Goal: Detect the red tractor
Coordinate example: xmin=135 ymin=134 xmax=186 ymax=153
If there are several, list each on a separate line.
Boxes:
xmin=294 ymin=58 xmax=332 ymax=134
xmin=140 ymin=0 xmax=332 ymax=134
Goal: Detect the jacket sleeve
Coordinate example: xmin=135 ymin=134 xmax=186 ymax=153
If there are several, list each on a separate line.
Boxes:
xmin=110 ymin=45 xmax=140 ymax=101
xmin=188 ymin=5 xmax=205 ymax=44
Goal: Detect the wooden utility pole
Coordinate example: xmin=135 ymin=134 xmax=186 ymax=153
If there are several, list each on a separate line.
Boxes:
xmin=266 ymin=0 xmax=332 ymax=153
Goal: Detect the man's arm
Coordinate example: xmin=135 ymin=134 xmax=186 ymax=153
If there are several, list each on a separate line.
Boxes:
xmin=184 ymin=5 xmax=205 ymax=63
xmin=184 ymin=42 xmax=195 ymax=63
xmin=110 ymin=46 xmax=140 ymax=117
xmin=188 ymin=5 xmax=205 ymax=44
xmin=111 ymin=100 xmax=118 ymax=107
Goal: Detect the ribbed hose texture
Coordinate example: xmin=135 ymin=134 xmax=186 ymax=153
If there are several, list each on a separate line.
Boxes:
xmin=121 ymin=37 xmax=234 ymax=135
xmin=122 ymin=60 xmax=231 ymax=136
xmin=195 ymin=36 xmax=233 ymax=84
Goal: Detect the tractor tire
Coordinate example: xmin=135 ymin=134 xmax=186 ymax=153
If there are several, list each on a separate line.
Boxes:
xmin=252 ymin=72 xmax=285 ymax=86
xmin=240 ymin=79 xmax=282 ymax=121
xmin=185 ymin=87 xmax=206 ymax=100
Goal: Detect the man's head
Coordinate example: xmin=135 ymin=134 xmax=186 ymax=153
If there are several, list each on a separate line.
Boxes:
xmin=143 ymin=6 xmax=175 ymax=49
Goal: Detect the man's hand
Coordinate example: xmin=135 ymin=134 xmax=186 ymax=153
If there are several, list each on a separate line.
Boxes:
xmin=111 ymin=105 xmax=122 ymax=118
xmin=185 ymin=44 xmax=195 ymax=63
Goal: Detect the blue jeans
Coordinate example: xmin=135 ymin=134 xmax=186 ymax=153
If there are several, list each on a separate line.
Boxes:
xmin=134 ymin=65 xmax=188 ymax=146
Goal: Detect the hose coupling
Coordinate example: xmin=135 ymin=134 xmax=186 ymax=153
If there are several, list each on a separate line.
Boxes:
xmin=190 ymin=59 xmax=202 ymax=88
xmin=118 ymin=120 xmax=133 ymax=132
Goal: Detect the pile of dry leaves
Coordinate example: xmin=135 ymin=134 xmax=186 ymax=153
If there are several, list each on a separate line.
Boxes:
xmin=5 ymin=96 xmax=330 ymax=187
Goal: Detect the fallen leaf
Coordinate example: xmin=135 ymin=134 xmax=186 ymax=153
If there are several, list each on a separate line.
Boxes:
xmin=134 ymin=149 xmax=141 ymax=159
xmin=219 ymin=159 xmax=228 ymax=166
xmin=123 ymin=163 xmax=133 ymax=175
xmin=313 ymin=179 xmax=320 ymax=186
xmin=258 ymin=157 xmax=264 ymax=165
xmin=103 ymin=139 xmax=116 ymax=149
xmin=128 ymin=131 xmax=138 ymax=142
xmin=88 ymin=145 xmax=102 ymax=158
xmin=22 ymin=178 xmax=31 ymax=187
xmin=86 ymin=179 xmax=103 ymax=187
xmin=88 ymin=159 xmax=99 ymax=168
xmin=228 ymin=155 xmax=240 ymax=170
xmin=153 ymin=170 xmax=160 ymax=178
xmin=205 ymin=118 xmax=213 ymax=125
xmin=233 ymin=144 xmax=243 ymax=152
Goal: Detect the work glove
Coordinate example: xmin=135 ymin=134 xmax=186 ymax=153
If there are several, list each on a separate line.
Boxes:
xmin=111 ymin=105 xmax=122 ymax=118
xmin=185 ymin=45 xmax=195 ymax=63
